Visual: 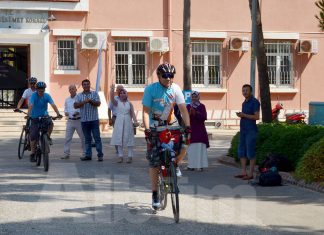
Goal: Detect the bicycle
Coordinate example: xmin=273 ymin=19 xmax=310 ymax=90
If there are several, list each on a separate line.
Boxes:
xmin=33 ymin=115 xmax=61 ymax=172
xmin=14 ymin=109 xmax=31 ymax=159
xmin=148 ymin=125 xmax=185 ymax=223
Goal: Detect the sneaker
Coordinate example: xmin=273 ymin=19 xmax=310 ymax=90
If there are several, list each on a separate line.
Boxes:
xmin=30 ymin=153 xmax=36 ymax=162
xmin=152 ymin=195 xmax=161 ymax=209
xmin=61 ymin=155 xmax=70 ymax=160
xmin=98 ymin=157 xmax=103 ymax=162
xmin=126 ymin=157 xmax=132 ymax=163
xmin=176 ymin=167 xmax=182 ymax=177
xmin=80 ymin=156 xmax=92 ymax=161
xmin=117 ymin=157 xmax=123 ymax=163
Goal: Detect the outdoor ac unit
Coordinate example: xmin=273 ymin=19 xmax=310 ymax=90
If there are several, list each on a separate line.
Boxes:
xmin=229 ymin=37 xmax=249 ymax=52
xmin=149 ymin=37 xmax=169 ymax=53
xmin=298 ymin=40 xmax=318 ymax=54
xmin=81 ymin=31 xmax=107 ymax=50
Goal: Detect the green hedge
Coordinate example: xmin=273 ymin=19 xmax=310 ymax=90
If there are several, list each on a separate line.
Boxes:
xmin=228 ymin=124 xmax=324 ymax=170
xmin=295 ymin=137 xmax=324 ymax=183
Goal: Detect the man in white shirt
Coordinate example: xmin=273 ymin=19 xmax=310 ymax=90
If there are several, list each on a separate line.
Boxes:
xmin=16 ymin=77 xmax=37 ymax=109
xmin=62 ymin=85 xmax=86 ymax=159
xmin=108 ymin=84 xmax=124 ymax=153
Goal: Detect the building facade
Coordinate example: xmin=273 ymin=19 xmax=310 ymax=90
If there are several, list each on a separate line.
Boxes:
xmin=0 ymin=0 xmax=323 ymax=125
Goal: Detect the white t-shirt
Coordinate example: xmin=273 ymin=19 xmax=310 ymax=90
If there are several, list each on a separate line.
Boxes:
xmin=21 ymin=88 xmax=36 ymax=105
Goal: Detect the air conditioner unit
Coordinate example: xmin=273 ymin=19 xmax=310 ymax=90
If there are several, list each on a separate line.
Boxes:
xmin=81 ymin=31 xmax=107 ymax=50
xmin=298 ymin=40 xmax=318 ymax=54
xmin=229 ymin=37 xmax=249 ymax=52
xmin=149 ymin=37 xmax=169 ymax=53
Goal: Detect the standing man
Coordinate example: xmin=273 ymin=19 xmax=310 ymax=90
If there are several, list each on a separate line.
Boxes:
xmin=28 ymin=82 xmax=62 ymax=162
xmin=108 ymin=84 xmax=124 ymax=153
xmin=16 ymin=77 xmax=37 ymax=109
xmin=62 ymin=85 xmax=86 ymax=159
xmin=74 ymin=79 xmax=104 ymax=161
xmin=142 ymin=63 xmax=191 ymax=208
xmin=235 ymin=84 xmax=260 ymax=180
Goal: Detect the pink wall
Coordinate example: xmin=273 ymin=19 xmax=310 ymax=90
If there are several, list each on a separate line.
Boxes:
xmin=47 ymin=0 xmax=324 ymax=121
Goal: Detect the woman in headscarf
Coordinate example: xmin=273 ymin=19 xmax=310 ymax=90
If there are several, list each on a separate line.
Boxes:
xmin=186 ymin=91 xmax=209 ymax=171
xmin=110 ymin=84 xmax=139 ymax=163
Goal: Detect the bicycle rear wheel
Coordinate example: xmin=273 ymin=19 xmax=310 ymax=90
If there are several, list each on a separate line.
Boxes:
xmin=158 ymin=173 xmax=168 ymax=210
xmin=42 ymin=134 xmax=50 ymax=172
xmin=18 ymin=126 xmax=27 ymax=159
xmin=169 ymin=162 xmax=179 ymax=223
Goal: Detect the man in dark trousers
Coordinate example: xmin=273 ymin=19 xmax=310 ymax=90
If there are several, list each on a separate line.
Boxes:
xmin=235 ymin=84 xmax=260 ymax=180
xmin=74 ymin=79 xmax=104 ymax=161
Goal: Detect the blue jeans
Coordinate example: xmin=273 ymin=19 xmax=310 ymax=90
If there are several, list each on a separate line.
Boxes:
xmin=81 ymin=120 xmax=103 ymax=158
xmin=238 ymin=131 xmax=257 ymax=160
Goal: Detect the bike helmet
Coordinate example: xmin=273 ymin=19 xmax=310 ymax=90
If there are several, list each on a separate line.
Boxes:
xmin=36 ymin=82 xmax=47 ymax=89
xmin=28 ymin=77 xmax=37 ymax=84
xmin=156 ymin=63 xmax=176 ymax=76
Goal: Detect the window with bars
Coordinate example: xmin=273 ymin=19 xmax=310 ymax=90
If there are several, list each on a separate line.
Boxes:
xmin=191 ymin=40 xmax=222 ymax=86
xmin=265 ymin=42 xmax=293 ymax=87
xmin=115 ymin=40 xmax=147 ymax=86
xmin=57 ymin=39 xmax=77 ymax=70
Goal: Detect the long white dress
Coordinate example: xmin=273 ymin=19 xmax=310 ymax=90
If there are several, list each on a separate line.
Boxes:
xmin=110 ymin=100 xmax=135 ymax=147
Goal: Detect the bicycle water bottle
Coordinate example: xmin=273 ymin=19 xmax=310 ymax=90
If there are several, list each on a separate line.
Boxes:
xmin=160 ymin=103 xmax=173 ymax=121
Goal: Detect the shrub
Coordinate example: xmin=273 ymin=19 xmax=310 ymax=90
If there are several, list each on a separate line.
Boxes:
xmin=295 ymin=137 xmax=324 ymax=183
xmin=228 ymin=123 xmax=324 ymax=169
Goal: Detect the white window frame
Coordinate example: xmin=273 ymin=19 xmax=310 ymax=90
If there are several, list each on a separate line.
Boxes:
xmin=56 ymin=38 xmax=77 ymax=70
xmin=265 ymin=41 xmax=294 ymax=88
xmin=191 ymin=40 xmax=222 ymax=88
xmin=114 ymin=39 xmax=147 ymax=87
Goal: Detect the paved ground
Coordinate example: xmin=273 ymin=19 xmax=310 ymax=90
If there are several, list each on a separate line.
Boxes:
xmin=0 ymin=131 xmax=323 ymax=235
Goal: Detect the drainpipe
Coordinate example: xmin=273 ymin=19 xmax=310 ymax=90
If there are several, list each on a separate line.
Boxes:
xmin=168 ymin=0 xmax=172 ymax=63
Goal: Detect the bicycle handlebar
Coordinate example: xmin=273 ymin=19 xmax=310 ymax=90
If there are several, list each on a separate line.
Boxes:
xmin=13 ymin=109 xmax=28 ymax=115
xmin=14 ymin=109 xmax=62 ymax=121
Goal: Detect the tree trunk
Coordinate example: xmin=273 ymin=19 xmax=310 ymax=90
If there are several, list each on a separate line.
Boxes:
xmin=183 ymin=0 xmax=192 ymax=91
xmin=249 ymin=0 xmax=272 ymax=123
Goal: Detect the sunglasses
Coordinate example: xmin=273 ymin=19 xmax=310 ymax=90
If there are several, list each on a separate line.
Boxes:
xmin=161 ymin=73 xmax=174 ymax=79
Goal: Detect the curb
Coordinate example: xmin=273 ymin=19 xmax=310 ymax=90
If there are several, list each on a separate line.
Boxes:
xmin=218 ymin=156 xmax=324 ymax=194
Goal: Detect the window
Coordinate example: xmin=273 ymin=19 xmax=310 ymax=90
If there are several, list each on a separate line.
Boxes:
xmin=192 ymin=40 xmax=222 ymax=86
xmin=115 ymin=40 xmax=147 ymax=86
xmin=57 ymin=39 xmax=77 ymax=70
xmin=265 ymin=42 xmax=293 ymax=87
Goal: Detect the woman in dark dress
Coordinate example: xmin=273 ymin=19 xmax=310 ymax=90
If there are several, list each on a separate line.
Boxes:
xmin=186 ymin=91 xmax=209 ymax=171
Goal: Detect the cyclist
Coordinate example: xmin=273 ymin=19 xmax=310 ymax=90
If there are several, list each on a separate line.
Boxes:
xmin=27 ymin=82 xmax=62 ymax=162
xmin=16 ymin=77 xmax=37 ymax=109
xmin=142 ymin=62 xmax=191 ymax=208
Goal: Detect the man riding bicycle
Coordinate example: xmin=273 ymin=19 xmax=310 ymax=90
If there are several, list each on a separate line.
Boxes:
xmin=142 ymin=63 xmax=191 ymax=208
xmin=16 ymin=77 xmax=37 ymax=109
xmin=27 ymin=82 xmax=62 ymax=162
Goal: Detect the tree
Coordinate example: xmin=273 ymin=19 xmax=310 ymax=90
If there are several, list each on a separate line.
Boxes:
xmin=315 ymin=0 xmax=324 ymax=30
xmin=183 ymin=0 xmax=192 ymax=90
xmin=249 ymin=0 xmax=272 ymax=123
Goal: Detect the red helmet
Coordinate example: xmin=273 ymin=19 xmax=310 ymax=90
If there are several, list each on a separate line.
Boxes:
xmin=159 ymin=129 xmax=172 ymax=144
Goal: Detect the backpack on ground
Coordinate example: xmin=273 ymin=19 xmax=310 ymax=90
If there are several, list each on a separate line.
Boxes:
xmin=259 ymin=153 xmax=293 ymax=172
xmin=258 ymin=167 xmax=282 ymax=187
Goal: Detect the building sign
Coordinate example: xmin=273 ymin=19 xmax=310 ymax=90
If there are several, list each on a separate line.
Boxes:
xmin=0 ymin=10 xmax=48 ymax=29
xmin=183 ymin=90 xmax=192 ymax=104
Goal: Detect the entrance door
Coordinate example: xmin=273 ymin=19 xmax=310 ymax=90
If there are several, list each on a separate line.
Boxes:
xmin=0 ymin=45 xmax=29 ymax=108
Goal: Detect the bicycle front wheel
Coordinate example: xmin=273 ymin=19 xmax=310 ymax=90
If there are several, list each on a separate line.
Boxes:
xmin=42 ymin=134 xmax=50 ymax=172
xmin=158 ymin=173 xmax=168 ymax=210
xmin=18 ymin=126 xmax=28 ymax=159
xmin=169 ymin=162 xmax=179 ymax=223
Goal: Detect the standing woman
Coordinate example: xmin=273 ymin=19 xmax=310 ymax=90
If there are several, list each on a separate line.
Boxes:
xmin=186 ymin=91 xmax=209 ymax=171
xmin=110 ymin=84 xmax=139 ymax=163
